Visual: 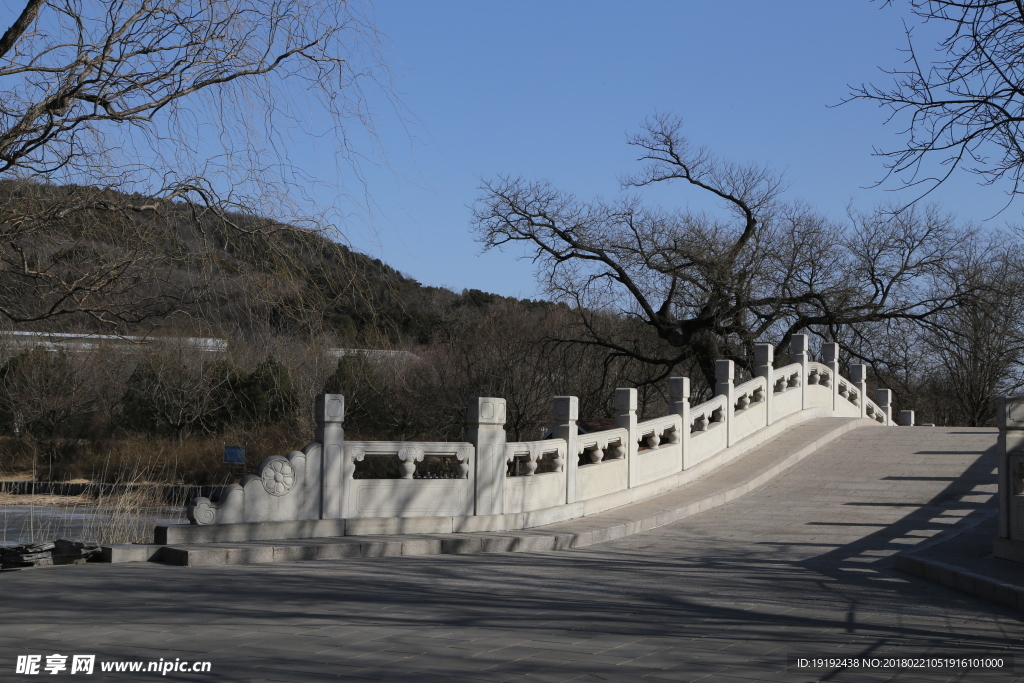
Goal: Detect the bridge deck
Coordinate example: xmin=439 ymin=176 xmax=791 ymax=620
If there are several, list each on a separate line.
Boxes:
xmin=148 ymin=417 xmax=870 ymax=565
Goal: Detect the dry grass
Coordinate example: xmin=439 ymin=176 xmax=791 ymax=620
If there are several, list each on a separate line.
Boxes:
xmin=0 ymin=492 xmax=94 ymax=505
xmin=0 ymin=423 xmax=307 ymax=486
xmin=79 ymin=481 xmax=174 ymax=545
xmin=0 ymin=421 xmax=313 ymax=546
xmin=1 ymin=456 xmax=188 ymax=546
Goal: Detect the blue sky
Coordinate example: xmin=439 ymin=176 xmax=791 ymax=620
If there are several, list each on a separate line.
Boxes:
xmin=2 ymin=1 xmax=999 ymax=299
xmin=329 ymin=1 xmax=997 ymax=299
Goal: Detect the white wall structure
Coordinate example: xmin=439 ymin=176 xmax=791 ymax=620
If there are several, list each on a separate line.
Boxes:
xmin=0 ymin=330 xmax=228 ymax=354
xmin=186 ymin=337 xmax=895 ymax=539
xmin=995 ymin=397 xmax=1024 ymax=562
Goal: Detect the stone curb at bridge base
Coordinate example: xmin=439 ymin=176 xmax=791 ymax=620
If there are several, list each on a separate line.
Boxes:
xmin=894 ymin=512 xmax=1024 ymax=615
xmin=103 ymin=418 xmax=873 ymax=567
xmin=894 ymin=553 xmax=1024 ymax=613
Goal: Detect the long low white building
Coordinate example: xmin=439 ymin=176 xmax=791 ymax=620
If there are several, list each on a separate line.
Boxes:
xmin=0 ymin=331 xmax=228 ymax=353
xmin=0 ymin=331 xmax=415 ymax=362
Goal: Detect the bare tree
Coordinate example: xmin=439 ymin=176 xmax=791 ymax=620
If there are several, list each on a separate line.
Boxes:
xmin=849 ymin=1 xmax=1024 ymax=201
xmin=473 ymin=115 xmax=974 ymax=386
xmin=861 ymin=237 xmax=1024 ymax=426
xmin=0 ymin=346 xmax=96 ymax=480
xmin=0 ymin=0 xmax=393 ymax=331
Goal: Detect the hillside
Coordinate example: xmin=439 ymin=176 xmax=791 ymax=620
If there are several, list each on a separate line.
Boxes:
xmin=0 ymin=180 xmax=553 ymax=344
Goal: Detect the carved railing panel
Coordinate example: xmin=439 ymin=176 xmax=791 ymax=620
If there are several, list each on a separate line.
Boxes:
xmin=733 ymin=376 xmax=768 ymax=412
xmin=577 ymin=427 xmax=629 ymax=466
xmin=346 ymin=441 xmax=473 ymax=480
xmin=690 ymin=395 xmax=727 ymax=433
xmin=636 ymin=415 xmax=683 ymax=449
xmin=772 ymin=362 xmax=802 ymax=394
xmin=188 ymin=442 xmax=323 ymax=526
xmin=505 ymin=439 xmax=567 ymax=476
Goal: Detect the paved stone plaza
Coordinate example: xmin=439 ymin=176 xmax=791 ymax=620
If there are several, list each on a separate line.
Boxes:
xmin=3 ymin=426 xmax=1022 ymax=682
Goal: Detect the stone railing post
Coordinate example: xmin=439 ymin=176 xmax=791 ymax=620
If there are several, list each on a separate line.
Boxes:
xmin=754 ymin=344 xmax=774 ymax=425
xmin=823 ymin=343 xmax=840 ymax=412
xmin=669 ymin=377 xmax=691 ymax=469
xmin=996 ymin=397 xmax=1024 ymax=542
xmin=467 ymin=397 xmax=507 ymax=517
xmin=314 ymin=394 xmax=345 ymax=519
xmin=876 ymin=389 xmax=892 ymax=425
xmin=615 ymin=388 xmax=639 ymax=488
xmin=715 ymin=360 xmax=735 ymax=447
xmin=850 ymin=363 xmax=868 ymax=419
xmin=899 ymin=409 xmax=915 ymax=427
xmin=552 ymin=396 xmax=579 ymax=505
xmin=790 ymin=334 xmax=809 ymax=410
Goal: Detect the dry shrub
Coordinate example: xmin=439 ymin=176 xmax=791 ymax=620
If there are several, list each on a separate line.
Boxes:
xmin=79 ymin=472 xmax=172 ymax=545
xmin=83 ymin=423 xmax=309 ymax=486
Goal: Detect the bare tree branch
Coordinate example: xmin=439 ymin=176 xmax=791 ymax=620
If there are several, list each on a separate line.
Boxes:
xmin=0 ymin=0 xmax=397 ymax=332
xmin=474 ymin=117 xmax=977 ymax=387
xmin=847 ymin=0 xmax=1024 ymax=202
xmin=0 ymin=0 xmax=45 ymax=62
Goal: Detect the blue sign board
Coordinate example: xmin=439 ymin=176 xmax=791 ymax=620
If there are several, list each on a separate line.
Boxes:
xmin=223 ymin=446 xmax=245 ymax=464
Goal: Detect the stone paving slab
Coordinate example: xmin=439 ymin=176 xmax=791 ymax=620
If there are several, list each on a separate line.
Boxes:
xmin=138 ymin=417 xmax=872 ymax=567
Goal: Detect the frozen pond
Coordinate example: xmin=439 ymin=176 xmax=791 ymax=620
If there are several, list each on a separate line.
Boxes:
xmin=0 ymin=505 xmax=186 ymax=546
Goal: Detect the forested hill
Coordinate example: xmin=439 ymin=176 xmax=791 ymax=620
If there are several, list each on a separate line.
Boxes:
xmin=0 ymin=180 xmax=555 ymax=344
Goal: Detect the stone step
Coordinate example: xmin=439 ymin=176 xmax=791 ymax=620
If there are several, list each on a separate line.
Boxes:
xmin=153 ymin=532 xmax=584 ymax=566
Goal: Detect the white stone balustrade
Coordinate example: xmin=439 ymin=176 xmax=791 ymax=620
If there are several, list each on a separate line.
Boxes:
xmin=186 ymin=338 xmax=899 ymax=538
xmin=635 ymin=414 xmax=684 ymax=486
xmin=669 ymin=376 xmax=692 ymax=469
xmin=876 ymin=389 xmax=893 ymax=425
xmin=504 ymin=439 xmax=567 ymax=514
xmin=851 ymin=364 xmax=869 ymax=419
xmin=616 ymin=388 xmax=640 ymax=488
xmin=505 ymin=440 xmax=566 ymax=475
xmin=551 ymin=396 xmax=579 ymax=504
xmin=771 ymin=362 xmax=803 ymax=420
xmin=731 ymin=376 xmax=768 ymax=443
xmin=753 ymin=343 xmax=775 ymax=427
xmin=805 ymin=362 xmax=836 ymax=413
xmin=791 ymin=334 xmax=809 ymax=410
xmin=468 ymin=397 xmax=507 ymax=516
xmin=575 ymin=425 xmax=631 ymax=501
xmin=344 ymin=441 xmax=473 ymax=518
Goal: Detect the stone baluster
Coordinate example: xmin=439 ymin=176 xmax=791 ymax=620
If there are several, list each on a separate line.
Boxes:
xmin=823 ymin=343 xmax=840 ymax=413
xmin=397 ymin=446 xmax=424 ymax=479
xmin=669 ymin=377 xmax=691 ymax=470
xmin=615 ymin=388 xmax=639 ymax=488
xmin=315 ymin=394 xmax=345 ymax=519
xmin=875 ymin=389 xmax=893 ymax=425
xmin=467 ymin=397 xmax=507 ymax=516
xmin=754 ymin=344 xmax=774 ymax=426
xmin=899 ymin=409 xmax=915 ymax=427
xmin=552 ymin=396 xmax=578 ymax=505
xmin=850 ymin=364 xmax=868 ymax=419
xmin=715 ymin=360 xmax=735 ymax=447
xmin=790 ymin=334 xmax=809 ymax=410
